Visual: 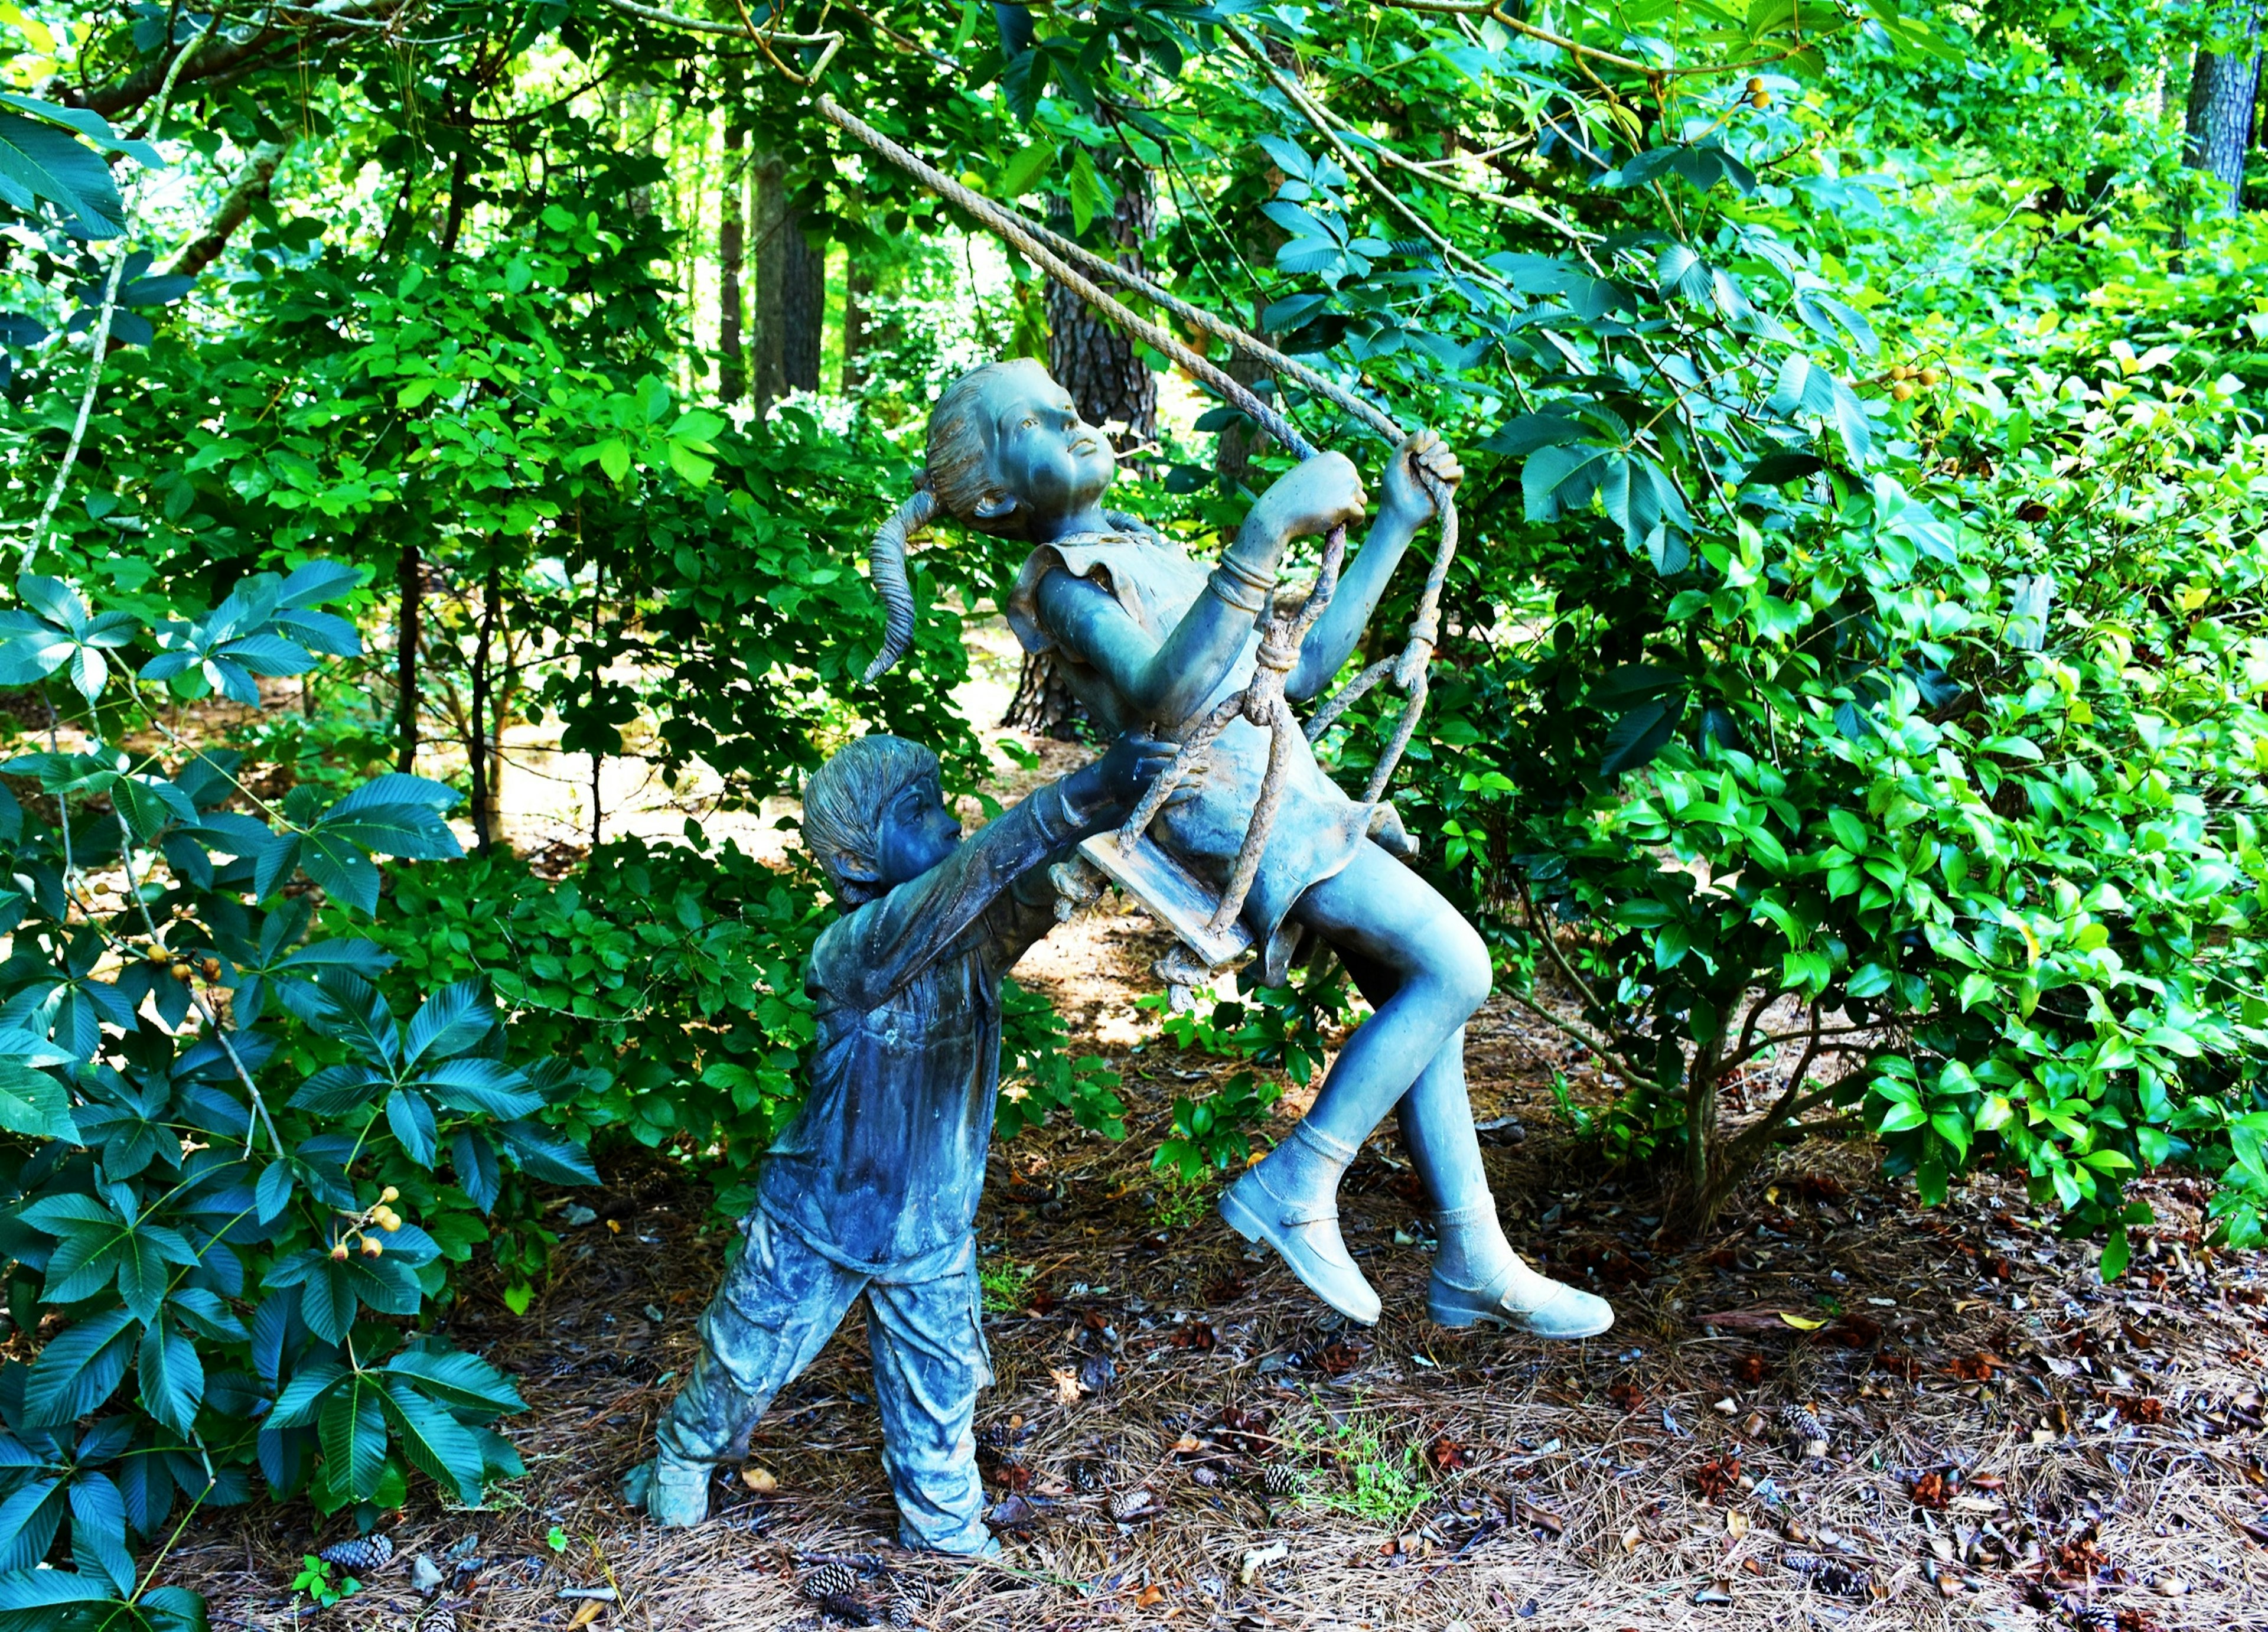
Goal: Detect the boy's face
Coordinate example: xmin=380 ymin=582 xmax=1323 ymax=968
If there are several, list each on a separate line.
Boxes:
xmin=982 ymin=369 xmax=1115 ymax=526
xmin=875 ymin=773 xmax=963 ymax=888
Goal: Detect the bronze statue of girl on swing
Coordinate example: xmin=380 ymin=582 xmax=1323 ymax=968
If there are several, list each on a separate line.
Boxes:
xmin=865 ymin=357 xmax=1611 ymax=1340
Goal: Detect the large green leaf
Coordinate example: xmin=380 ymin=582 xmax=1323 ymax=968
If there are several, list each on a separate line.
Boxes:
xmin=0 ymin=110 xmax=124 ymax=237
xmin=22 ymin=1305 xmax=137 ymax=1425
xmin=317 ymin=1377 xmax=388 ymax=1501
xmin=380 ymin=1379 xmax=486 ymax=1503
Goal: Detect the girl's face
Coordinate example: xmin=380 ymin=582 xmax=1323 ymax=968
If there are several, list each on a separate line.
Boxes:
xmin=982 ymin=371 xmax=1116 ymax=530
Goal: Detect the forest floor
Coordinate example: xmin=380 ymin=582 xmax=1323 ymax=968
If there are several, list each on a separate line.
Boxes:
xmin=167 ymin=892 xmax=2268 ymax=1632
xmin=158 ymin=646 xmax=2268 ymax=1631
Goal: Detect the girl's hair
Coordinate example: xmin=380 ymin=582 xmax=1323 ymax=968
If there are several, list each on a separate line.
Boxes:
xmin=800 ymin=734 xmax=939 ymax=904
xmin=863 ymin=359 xmax=1055 ymax=682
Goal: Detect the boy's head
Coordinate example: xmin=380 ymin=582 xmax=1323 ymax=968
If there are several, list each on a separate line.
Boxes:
xmin=801 ymin=735 xmax=960 ymax=904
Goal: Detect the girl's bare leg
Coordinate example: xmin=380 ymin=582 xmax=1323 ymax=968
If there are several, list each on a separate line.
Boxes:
xmin=1221 ymin=845 xmax=1485 ymax=1324
xmin=1338 ymin=948 xmax=1614 ymax=1337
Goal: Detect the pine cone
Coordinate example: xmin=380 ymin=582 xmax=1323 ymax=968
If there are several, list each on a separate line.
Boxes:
xmin=1070 ymin=1459 xmax=1103 ymax=1493
xmin=1779 ymin=1403 xmax=1830 ymax=1454
xmin=317 ymin=1534 xmax=395 ymax=1572
xmin=976 ymin=1421 xmax=1011 ymax=1452
xmin=802 ymin=1561 xmax=861 ymax=1601
xmin=887 ymin=1594 xmax=921 ymax=1628
xmin=1262 ymin=1464 xmax=1298 ymax=1497
xmin=419 ymin=1609 xmax=460 ymax=1632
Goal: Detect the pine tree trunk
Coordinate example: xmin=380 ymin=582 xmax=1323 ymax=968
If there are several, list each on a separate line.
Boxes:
xmin=2186 ymin=4 xmax=2264 ymax=212
xmin=782 ymin=219 xmax=825 ymax=393
xmin=1045 ymin=155 xmax=1158 ymax=451
xmin=751 ymin=153 xmax=788 ymax=413
xmin=1215 ymin=300 xmax=1275 ymax=491
xmin=718 ymin=116 xmax=748 ymax=402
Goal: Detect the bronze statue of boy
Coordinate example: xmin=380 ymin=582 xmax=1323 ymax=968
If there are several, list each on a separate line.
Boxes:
xmin=630 ymin=727 xmax=1173 ymax=1550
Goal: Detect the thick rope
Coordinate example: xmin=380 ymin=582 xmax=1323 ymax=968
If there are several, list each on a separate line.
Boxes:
xmin=813 ymin=95 xmax=1462 ymax=964
xmin=817 ymin=96 xmax=1318 ymax=460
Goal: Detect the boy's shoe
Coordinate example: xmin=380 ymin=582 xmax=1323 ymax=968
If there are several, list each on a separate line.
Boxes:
xmin=1218 ymin=1122 xmax=1379 ymax=1325
xmin=624 ymin=1453 xmax=712 ymax=1526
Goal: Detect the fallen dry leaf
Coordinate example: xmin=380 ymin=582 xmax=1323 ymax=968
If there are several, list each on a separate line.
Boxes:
xmin=1049 ymin=1366 xmax=1083 ymax=1404
xmin=739 ymin=1464 xmax=777 ymax=1494
xmin=566 ymin=1601 xmax=605 ymax=1630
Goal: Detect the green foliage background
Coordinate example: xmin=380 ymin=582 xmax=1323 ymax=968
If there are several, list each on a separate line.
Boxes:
xmin=1 ymin=0 xmax=2266 ymax=1619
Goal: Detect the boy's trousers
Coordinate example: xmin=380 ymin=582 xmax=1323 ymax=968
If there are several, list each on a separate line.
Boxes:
xmin=653 ymin=1208 xmax=995 ymax=1553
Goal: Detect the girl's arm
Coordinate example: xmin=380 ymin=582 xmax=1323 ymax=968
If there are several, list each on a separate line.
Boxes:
xmin=1036 ymin=453 xmax=1369 ymax=731
xmin=1287 ymin=432 xmax=1461 ymax=703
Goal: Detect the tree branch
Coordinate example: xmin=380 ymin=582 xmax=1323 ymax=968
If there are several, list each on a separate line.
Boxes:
xmin=171 ymin=139 xmax=289 ymax=279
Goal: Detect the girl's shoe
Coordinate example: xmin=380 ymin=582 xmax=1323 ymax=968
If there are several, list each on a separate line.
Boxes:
xmin=1426 ymin=1201 xmax=1614 ymax=1337
xmin=1219 ymin=1122 xmax=1380 ymax=1325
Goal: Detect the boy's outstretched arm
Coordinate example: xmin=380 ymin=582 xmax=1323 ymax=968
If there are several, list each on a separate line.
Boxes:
xmin=816 ymin=734 xmax=1176 ymax=1013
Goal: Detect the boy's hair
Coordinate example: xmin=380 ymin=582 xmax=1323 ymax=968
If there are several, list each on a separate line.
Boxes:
xmin=801 ymin=735 xmax=939 ymax=904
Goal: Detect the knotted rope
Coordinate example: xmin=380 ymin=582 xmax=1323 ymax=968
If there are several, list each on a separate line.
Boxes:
xmin=815 ymin=96 xmax=1460 ymax=963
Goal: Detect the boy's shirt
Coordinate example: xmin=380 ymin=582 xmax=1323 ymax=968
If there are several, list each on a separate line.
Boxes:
xmin=756 ymin=777 xmax=1096 ymax=1275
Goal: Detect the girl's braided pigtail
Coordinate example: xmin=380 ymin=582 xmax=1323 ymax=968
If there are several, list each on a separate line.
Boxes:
xmin=862 ymin=484 xmax=939 ymax=682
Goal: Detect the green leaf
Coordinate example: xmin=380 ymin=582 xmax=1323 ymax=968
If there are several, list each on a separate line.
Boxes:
xmin=998 ymin=140 xmax=1057 ymax=197
xmin=383 ymin=1347 xmax=526 ymax=1416
xmin=22 ymin=1305 xmax=136 ymax=1425
xmin=1067 ymin=147 xmax=1113 ymax=235
xmin=137 ymin=1320 xmax=204 ymax=1437
xmin=380 ymin=1379 xmax=486 ymax=1503
xmin=317 ymin=1376 xmax=389 ymax=1501
xmin=0 ymin=1062 xmax=73 ymax=1139
xmin=0 ymin=109 xmax=126 ymax=238
xmin=597 ymin=439 xmax=631 ymax=482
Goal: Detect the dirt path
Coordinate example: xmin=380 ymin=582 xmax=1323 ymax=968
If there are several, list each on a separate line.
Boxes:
xmin=168 ymin=895 xmax=2268 ymax=1632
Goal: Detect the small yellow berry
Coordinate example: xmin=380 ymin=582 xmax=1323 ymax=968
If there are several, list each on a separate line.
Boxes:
xmin=145 ymin=944 xmax=171 ymax=963
xmin=1891 ymin=380 xmax=1916 ymax=402
xmin=380 ymin=1186 xmax=399 ymax=1204
xmin=200 ymin=957 xmax=222 ymax=979
xmin=1747 ymin=76 xmax=1765 ymax=94
xmin=379 ymin=1212 xmax=402 ymax=1233
xmin=1890 ymin=365 xmax=1910 ymax=382
xmin=360 ymin=1237 xmax=383 ymax=1258
xmin=1750 ymin=89 xmax=1770 ymax=109
xmin=330 ymin=1241 xmax=350 ymax=1261
xmin=1918 ymin=367 xmax=1943 ymax=387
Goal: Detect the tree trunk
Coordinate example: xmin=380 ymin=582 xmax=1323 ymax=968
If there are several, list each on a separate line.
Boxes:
xmin=1682 ymin=1025 xmax=1725 ymax=1213
xmin=2185 ymin=4 xmax=2264 ymax=212
xmin=1215 ymin=300 xmax=1275 ymax=491
xmin=842 ymin=258 xmax=872 ymax=392
xmin=395 ymin=542 xmax=421 ymax=773
xmin=171 ymin=139 xmax=288 ymax=279
xmin=751 ymin=154 xmax=788 ymax=414
xmin=469 ymin=559 xmax=502 ymax=855
xmin=718 ymin=115 xmax=748 ymax=402
xmin=1045 ymin=155 xmax=1158 ymax=451
xmin=782 ymin=217 xmax=825 ymax=393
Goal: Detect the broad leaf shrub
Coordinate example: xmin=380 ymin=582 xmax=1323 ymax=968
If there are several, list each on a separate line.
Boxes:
xmin=364 ymin=836 xmax=1126 ymax=1236
xmin=1415 ymin=346 xmax=2268 ymax=1264
xmin=0 ymin=569 xmax=588 ymax=1615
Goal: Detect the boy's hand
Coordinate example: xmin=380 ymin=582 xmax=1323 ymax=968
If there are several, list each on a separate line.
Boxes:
xmin=1380 ymin=430 xmax=1462 ymax=527
xmin=1070 ymin=732 xmax=1183 ymax=819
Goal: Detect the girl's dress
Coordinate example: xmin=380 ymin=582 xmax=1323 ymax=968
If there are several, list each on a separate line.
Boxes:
xmin=1006 ymin=528 xmax=1377 ymax=983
